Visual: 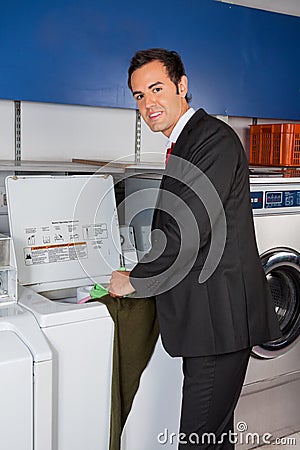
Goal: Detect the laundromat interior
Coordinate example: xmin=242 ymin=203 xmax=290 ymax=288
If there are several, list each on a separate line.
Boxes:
xmin=0 ymin=0 xmax=300 ymax=449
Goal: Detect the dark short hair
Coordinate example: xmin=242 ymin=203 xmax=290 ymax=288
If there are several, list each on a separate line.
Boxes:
xmin=128 ymin=48 xmax=191 ymax=103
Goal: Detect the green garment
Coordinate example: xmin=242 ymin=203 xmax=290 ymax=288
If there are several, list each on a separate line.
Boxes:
xmin=88 ymin=291 xmax=159 ymax=450
xmin=90 ymin=282 xmax=110 ymax=299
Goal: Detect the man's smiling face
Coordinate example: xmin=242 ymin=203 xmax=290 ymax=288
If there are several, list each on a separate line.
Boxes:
xmin=131 ymin=60 xmax=189 ymax=137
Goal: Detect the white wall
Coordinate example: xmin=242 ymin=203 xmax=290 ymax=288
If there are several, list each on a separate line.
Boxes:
xmin=0 ymin=100 xmax=170 ymax=164
xmin=140 ymin=120 xmax=168 ymax=163
xmin=21 ymin=102 xmax=136 ymax=162
xmin=217 ymin=0 xmax=300 ymax=17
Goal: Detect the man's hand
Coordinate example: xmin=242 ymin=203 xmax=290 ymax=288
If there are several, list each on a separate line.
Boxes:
xmin=108 ymin=270 xmax=136 ymax=298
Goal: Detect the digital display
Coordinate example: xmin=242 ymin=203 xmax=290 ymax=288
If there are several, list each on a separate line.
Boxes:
xmin=266 ymin=192 xmax=282 ymax=205
xmin=265 ymin=190 xmax=300 ymax=208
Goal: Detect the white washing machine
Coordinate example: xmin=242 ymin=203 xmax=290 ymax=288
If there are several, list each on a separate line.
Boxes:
xmin=5 ymin=175 xmax=122 ymax=450
xmin=236 ymin=174 xmax=300 ymax=448
xmin=0 ymin=233 xmax=52 ymax=450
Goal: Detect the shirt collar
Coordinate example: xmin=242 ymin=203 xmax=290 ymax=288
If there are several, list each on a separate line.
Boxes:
xmin=166 ymin=107 xmax=195 ymax=148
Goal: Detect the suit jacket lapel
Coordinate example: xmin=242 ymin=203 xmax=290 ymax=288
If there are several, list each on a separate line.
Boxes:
xmin=169 ymin=108 xmax=206 ymax=160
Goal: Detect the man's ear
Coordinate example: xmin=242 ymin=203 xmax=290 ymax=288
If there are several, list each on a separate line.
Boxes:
xmin=178 ymin=75 xmax=188 ymax=98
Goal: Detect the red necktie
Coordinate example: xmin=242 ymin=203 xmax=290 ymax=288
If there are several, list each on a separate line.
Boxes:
xmin=165 ymin=142 xmax=175 ymax=164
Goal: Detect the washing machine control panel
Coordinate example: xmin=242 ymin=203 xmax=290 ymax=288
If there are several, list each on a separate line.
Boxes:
xmin=250 ymin=188 xmax=300 ymax=212
xmin=265 ymin=189 xmax=300 ymax=208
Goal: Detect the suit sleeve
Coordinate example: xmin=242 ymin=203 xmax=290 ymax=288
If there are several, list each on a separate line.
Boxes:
xmin=130 ymin=119 xmax=246 ymax=297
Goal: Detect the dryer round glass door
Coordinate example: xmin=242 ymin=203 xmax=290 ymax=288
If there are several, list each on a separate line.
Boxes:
xmin=252 ymin=247 xmax=300 ymax=358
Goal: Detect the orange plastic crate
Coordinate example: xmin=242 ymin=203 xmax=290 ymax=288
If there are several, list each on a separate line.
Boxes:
xmin=249 ymin=123 xmax=300 ymax=166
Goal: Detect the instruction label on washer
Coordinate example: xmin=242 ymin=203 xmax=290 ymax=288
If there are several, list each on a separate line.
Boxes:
xmin=82 ymin=224 xmax=108 ymax=240
xmin=24 ymin=242 xmax=88 ymax=265
xmin=22 ymin=220 xmax=109 ymax=265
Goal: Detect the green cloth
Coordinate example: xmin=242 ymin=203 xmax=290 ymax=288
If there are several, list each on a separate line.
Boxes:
xmin=88 ymin=291 xmax=159 ymax=450
xmin=90 ymin=283 xmax=110 ymax=299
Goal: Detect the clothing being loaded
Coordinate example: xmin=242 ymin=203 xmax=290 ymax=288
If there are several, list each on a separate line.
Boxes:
xmin=93 ymin=294 xmax=159 ymax=450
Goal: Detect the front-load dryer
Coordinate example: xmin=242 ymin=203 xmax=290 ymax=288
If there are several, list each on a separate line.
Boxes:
xmin=236 ymin=175 xmax=300 ymax=448
xmin=6 ymin=175 xmax=122 ymax=450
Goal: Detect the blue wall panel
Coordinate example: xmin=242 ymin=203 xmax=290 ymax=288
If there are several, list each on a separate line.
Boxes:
xmin=0 ymin=0 xmax=299 ymax=119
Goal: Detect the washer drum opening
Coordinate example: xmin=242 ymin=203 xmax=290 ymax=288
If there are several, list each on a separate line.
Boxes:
xmin=252 ymin=248 xmax=300 ymax=359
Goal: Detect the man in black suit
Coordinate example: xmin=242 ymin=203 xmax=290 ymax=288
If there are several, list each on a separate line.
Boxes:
xmin=109 ymin=48 xmax=281 ymax=449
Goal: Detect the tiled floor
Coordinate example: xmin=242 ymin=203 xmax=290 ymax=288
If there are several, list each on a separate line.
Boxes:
xmin=255 ymin=432 xmax=300 ymax=449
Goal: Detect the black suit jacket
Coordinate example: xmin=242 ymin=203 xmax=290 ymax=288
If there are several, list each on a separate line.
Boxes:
xmin=130 ymin=109 xmax=281 ymax=357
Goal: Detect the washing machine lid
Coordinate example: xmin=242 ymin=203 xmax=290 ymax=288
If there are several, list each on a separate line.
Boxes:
xmin=6 ymin=175 xmax=121 ymax=290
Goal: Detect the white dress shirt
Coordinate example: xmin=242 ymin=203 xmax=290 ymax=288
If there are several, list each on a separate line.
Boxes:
xmin=166 ymin=107 xmax=195 ymax=149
